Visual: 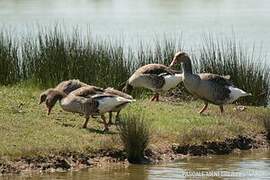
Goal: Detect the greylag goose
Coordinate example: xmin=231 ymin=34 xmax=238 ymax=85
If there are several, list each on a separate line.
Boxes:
xmin=71 ymin=86 xmax=133 ymax=124
xmin=169 ymin=52 xmax=251 ymax=114
xmin=44 ymin=88 xmax=134 ymax=131
xmin=122 ymin=63 xmax=183 ymax=101
xmin=39 ymin=79 xmax=88 ymax=105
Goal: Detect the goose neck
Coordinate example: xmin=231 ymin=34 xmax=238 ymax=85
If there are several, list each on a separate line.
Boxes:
xmin=182 ymin=58 xmax=193 ymax=74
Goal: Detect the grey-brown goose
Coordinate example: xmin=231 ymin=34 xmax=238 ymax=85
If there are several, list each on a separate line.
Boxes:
xmin=44 ymin=88 xmax=134 ymax=131
xmin=122 ymin=64 xmax=183 ymax=101
xmin=169 ymin=52 xmax=251 ymax=114
xmin=71 ymin=86 xmax=133 ymax=124
xmin=39 ymin=79 xmax=88 ymax=105
xmin=45 ymin=85 xmax=104 ymax=115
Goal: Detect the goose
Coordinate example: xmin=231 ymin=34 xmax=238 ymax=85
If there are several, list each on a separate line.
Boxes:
xmin=122 ymin=63 xmax=183 ymax=101
xmin=71 ymin=86 xmax=133 ymax=124
xmin=39 ymin=79 xmax=88 ymax=105
xmin=169 ymin=52 xmax=251 ymax=114
xmin=44 ymin=88 xmax=135 ymax=131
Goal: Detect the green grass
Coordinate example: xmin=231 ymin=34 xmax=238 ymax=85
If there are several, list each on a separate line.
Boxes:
xmin=0 ymin=84 xmax=268 ymax=159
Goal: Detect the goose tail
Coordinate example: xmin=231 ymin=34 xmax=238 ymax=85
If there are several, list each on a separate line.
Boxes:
xmin=228 ymin=86 xmax=251 ymax=103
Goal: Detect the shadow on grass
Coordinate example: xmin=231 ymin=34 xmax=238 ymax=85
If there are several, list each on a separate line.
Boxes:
xmin=85 ymin=127 xmax=118 ymax=135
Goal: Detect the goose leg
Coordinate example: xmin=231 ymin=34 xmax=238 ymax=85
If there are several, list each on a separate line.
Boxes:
xmin=83 ymin=116 xmax=90 ymax=128
xmin=156 ymin=93 xmax=160 ymax=101
xmin=108 ymin=112 xmax=113 ymax=125
xmin=199 ymin=102 xmax=208 ymax=114
xmin=101 ymin=114 xmax=109 ymax=132
xmin=150 ymin=94 xmax=157 ymax=101
xmin=219 ymin=105 xmax=224 ymax=113
xmin=115 ymin=111 xmax=120 ymax=123
xmin=150 ymin=93 xmax=159 ymax=101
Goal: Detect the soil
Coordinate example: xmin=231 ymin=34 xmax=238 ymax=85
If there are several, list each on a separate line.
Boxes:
xmin=0 ymin=133 xmax=268 ymax=175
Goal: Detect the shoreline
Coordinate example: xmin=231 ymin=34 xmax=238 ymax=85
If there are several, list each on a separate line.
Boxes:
xmin=1 ymin=133 xmax=268 ymax=175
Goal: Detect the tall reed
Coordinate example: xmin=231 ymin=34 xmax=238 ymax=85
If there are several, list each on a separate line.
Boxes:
xmin=0 ymin=26 xmax=269 ymax=106
xmin=0 ymin=32 xmax=20 ymax=85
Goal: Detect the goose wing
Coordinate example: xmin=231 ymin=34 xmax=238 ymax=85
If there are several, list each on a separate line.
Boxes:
xmin=56 ymin=79 xmax=88 ymax=94
xmin=71 ymin=86 xmax=104 ymax=98
xmin=197 ymin=73 xmax=232 ymax=103
xmin=199 ymin=73 xmax=232 ymax=86
xmin=138 ymin=64 xmax=175 ymax=75
xmin=104 ymin=87 xmax=133 ymax=99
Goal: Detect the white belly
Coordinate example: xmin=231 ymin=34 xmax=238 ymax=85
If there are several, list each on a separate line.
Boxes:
xmin=60 ymin=96 xmax=84 ymax=114
xmin=95 ymin=96 xmax=132 ymax=114
xmin=161 ymin=74 xmax=182 ymax=91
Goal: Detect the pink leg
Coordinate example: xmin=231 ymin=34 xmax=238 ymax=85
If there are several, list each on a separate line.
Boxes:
xmin=199 ymin=102 xmax=208 ymax=114
xmin=219 ymin=105 xmax=224 ymax=113
xmin=101 ymin=114 xmax=109 ymax=132
xmin=156 ymin=93 xmax=160 ymax=101
xmin=83 ymin=116 xmax=89 ymax=128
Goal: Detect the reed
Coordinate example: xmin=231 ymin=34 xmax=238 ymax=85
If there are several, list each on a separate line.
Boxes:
xmin=0 ymin=26 xmax=269 ymax=106
xmin=0 ymin=31 xmax=20 ymax=85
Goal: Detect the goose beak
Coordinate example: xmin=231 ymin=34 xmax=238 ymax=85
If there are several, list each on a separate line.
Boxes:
xmin=169 ymin=58 xmax=176 ymax=67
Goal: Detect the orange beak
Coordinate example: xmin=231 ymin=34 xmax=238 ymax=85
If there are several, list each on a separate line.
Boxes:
xmin=169 ymin=58 xmax=176 ymax=67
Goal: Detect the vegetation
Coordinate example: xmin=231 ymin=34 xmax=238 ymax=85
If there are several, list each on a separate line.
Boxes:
xmin=262 ymin=114 xmax=270 ymax=140
xmin=0 ymin=85 xmax=268 ymax=159
xmin=0 ymin=26 xmax=269 ymax=105
xmin=118 ymin=114 xmax=150 ymax=163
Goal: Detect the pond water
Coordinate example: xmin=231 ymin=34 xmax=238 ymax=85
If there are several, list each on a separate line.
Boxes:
xmin=0 ymin=0 xmax=270 ymax=56
xmin=6 ymin=149 xmax=270 ymax=179
xmin=0 ymin=1 xmax=270 ymax=179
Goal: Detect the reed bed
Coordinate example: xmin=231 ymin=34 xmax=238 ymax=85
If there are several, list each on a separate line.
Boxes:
xmin=0 ymin=27 xmax=269 ymax=106
xmin=0 ymin=31 xmax=20 ymax=85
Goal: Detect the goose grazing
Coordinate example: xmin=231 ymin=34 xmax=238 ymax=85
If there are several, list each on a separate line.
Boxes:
xmin=122 ymin=63 xmax=183 ymax=101
xmin=71 ymin=86 xmax=133 ymax=124
xmin=44 ymin=87 xmax=135 ymax=131
xmin=103 ymin=87 xmax=133 ymax=124
xmin=169 ymin=52 xmax=251 ymax=114
xmin=39 ymin=79 xmax=88 ymax=105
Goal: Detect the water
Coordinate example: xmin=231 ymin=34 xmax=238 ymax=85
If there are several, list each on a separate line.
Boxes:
xmin=0 ymin=0 xmax=270 ymax=56
xmin=0 ymin=1 xmax=270 ymax=179
xmin=6 ymin=150 xmax=270 ymax=179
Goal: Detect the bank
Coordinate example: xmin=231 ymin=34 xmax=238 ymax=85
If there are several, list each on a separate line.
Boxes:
xmin=0 ymin=85 xmax=269 ymax=175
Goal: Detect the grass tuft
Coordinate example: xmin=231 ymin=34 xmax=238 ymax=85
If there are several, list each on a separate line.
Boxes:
xmin=118 ymin=114 xmax=150 ymax=164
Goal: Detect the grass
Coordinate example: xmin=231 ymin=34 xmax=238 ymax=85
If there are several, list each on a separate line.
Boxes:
xmin=0 ymin=84 xmax=268 ymax=159
xmin=0 ymin=26 xmax=269 ymax=105
xmin=262 ymin=114 xmax=270 ymax=140
xmin=118 ymin=114 xmax=150 ymax=163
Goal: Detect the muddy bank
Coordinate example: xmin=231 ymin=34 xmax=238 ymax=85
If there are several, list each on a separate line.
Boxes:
xmin=171 ymin=134 xmax=268 ymax=156
xmin=0 ymin=134 xmax=269 ymax=175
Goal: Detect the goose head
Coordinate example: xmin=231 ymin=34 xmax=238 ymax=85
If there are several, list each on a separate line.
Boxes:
xmin=169 ymin=52 xmax=190 ymax=67
xmin=39 ymin=88 xmax=54 ymax=105
xmin=44 ymin=89 xmax=66 ymax=115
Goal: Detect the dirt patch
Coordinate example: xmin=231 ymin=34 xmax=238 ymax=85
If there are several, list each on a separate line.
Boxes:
xmin=0 ymin=134 xmax=268 ymax=175
xmin=171 ymin=134 xmax=268 ymax=156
